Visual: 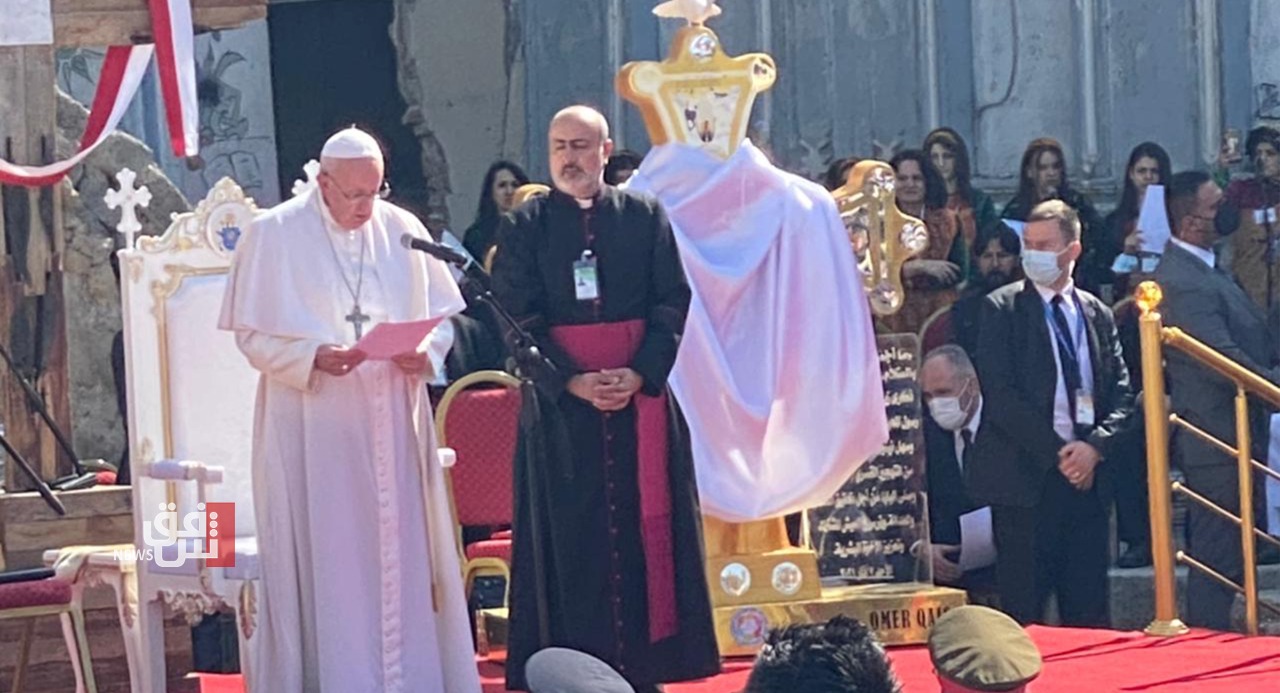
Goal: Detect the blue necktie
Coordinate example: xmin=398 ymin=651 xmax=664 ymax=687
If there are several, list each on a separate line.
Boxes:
xmin=1051 ymin=295 xmax=1082 ymax=421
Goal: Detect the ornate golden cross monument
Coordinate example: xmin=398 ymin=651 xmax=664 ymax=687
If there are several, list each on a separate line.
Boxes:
xmin=619 ymin=0 xmax=820 ymax=608
xmin=615 ymin=1 xmax=965 ymax=655
xmin=617 ymin=1 xmax=775 ymax=161
xmin=833 ymin=160 xmax=930 ymax=317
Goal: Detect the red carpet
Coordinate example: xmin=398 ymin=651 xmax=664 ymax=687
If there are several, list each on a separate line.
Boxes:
xmin=199 ymin=627 xmax=1280 ymax=693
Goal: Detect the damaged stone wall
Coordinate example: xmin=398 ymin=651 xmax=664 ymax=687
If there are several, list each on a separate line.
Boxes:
xmin=391 ymin=0 xmax=525 ymax=231
xmin=387 ymin=0 xmax=1269 ymax=211
xmin=55 ymin=90 xmax=189 ymax=463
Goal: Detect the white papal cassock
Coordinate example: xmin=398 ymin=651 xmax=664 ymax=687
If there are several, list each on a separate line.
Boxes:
xmin=218 ymin=188 xmax=480 ymax=693
xmin=628 ymin=142 xmax=889 ymax=522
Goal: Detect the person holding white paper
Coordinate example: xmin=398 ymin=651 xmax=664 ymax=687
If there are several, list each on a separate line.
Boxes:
xmin=919 ymin=346 xmax=996 ymax=597
xmin=1102 ymin=142 xmax=1173 ymax=299
xmin=218 ymin=126 xmax=479 ymax=693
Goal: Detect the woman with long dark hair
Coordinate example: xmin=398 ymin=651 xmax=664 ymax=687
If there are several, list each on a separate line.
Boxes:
xmin=463 ymin=160 xmax=530 ymax=261
xmin=1002 ymin=137 xmax=1106 ymax=293
xmin=824 ymin=156 xmax=859 ymax=191
xmin=924 ymin=127 xmax=1000 ymax=275
xmin=1101 ymin=142 xmax=1172 ymax=297
xmin=882 ymin=149 xmax=966 ymax=334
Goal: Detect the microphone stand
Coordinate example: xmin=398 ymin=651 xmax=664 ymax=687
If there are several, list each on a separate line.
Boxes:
xmin=0 ymin=341 xmax=97 ymax=490
xmin=0 ymin=427 xmax=67 ymax=515
xmin=449 ymin=260 xmax=559 ymax=383
xmin=438 ymin=254 xmax=557 ymax=645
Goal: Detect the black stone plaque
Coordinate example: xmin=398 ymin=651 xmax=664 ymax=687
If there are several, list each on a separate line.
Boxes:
xmin=807 ymin=333 xmax=930 ymax=584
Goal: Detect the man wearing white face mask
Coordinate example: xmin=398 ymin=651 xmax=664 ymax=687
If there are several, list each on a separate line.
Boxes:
xmin=920 ymin=346 xmax=996 ymax=595
xmin=972 ymin=200 xmax=1135 ymax=627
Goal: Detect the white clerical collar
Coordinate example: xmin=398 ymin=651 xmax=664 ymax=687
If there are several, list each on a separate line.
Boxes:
xmin=1034 ymin=278 xmax=1077 ymax=305
xmin=1170 ymin=237 xmax=1216 ymax=269
xmin=575 ymin=197 xmax=595 ymax=209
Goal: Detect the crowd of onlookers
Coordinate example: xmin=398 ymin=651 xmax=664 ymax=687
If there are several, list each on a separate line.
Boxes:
xmin=897 ymin=127 xmax=1280 ymax=634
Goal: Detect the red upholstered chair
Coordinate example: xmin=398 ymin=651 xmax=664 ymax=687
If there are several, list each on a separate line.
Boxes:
xmin=919 ymin=305 xmax=956 ymax=355
xmin=0 ymin=575 xmax=97 ymax=693
xmin=435 ymin=370 xmax=523 ymax=606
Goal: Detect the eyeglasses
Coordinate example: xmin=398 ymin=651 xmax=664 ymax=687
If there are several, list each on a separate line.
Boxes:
xmin=325 ymin=174 xmax=391 ymax=203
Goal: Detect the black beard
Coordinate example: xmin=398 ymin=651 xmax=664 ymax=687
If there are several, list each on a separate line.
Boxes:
xmin=981 ymin=271 xmax=1014 ymax=290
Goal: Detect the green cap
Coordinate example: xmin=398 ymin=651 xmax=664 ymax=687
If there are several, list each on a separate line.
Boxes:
xmin=928 ymin=605 xmax=1042 ymax=692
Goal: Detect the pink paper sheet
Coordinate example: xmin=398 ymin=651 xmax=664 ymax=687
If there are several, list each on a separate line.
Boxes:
xmin=353 ymin=317 xmax=446 ymax=360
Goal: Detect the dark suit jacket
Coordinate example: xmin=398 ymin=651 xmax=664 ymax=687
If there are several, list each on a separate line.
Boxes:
xmin=1154 ymin=241 xmax=1279 ymax=466
xmin=950 ymin=289 xmax=985 ymax=357
xmin=924 ymin=417 xmax=980 ymax=545
xmin=970 ymin=280 xmax=1135 ymax=507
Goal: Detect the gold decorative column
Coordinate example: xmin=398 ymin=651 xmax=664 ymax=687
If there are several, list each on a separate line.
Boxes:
xmin=1134 ymin=281 xmax=1189 ymax=637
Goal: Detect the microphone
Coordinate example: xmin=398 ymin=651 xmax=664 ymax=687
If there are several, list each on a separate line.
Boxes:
xmin=400 ymin=233 xmax=471 ymax=268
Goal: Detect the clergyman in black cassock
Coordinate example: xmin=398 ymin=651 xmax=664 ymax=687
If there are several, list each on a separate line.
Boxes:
xmin=491 ymin=106 xmax=719 ymax=691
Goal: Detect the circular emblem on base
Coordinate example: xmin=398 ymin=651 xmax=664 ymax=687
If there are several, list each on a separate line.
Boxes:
xmin=719 ymin=562 xmax=751 ymax=596
xmin=771 ymin=562 xmax=803 ymax=596
xmin=729 ymin=607 xmax=769 ymax=647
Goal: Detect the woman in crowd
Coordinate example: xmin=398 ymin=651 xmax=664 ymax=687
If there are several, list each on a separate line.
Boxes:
xmin=824 ymin=156 xmax=859 ymax=191
xmin=1224 ymin=126 xmax=1280 ymax=311
xmin=1002 ymin=137 xmax=1106 ymax=293
xmin=605 ymin=149 xmax=644 ymax=186
xmin=1101 ymin=142 xmax=1172 ymax=300
xmin=924 ymin=128 xmax=1000 ymax=278
xmin=882 ymin=149 xmax=966 ymax=334
xmin=463 ymin=160 xmax=529 ymax=262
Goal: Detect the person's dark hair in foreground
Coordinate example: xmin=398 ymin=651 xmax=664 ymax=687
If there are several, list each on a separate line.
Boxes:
xmin=744 ymin=616 xmax=903 ymax=693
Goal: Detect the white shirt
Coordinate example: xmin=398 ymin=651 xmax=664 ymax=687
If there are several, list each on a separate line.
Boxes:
xmin=953 ymin=398 xmax=983 ymax=472
xmin=1035 ymin=280 xmax=1095 ymax=441
xmin=1170 ymin=237 xmax=1217 ymax=269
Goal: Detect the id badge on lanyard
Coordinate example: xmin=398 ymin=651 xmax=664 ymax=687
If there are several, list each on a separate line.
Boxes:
xmin=574 ymin=250 xmax=600 ymax=301
xmin=1076 ymin=391 xmax=1096 ymax=427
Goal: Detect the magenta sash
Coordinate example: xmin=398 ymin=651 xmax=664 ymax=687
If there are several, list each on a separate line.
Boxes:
xmin=549 ymin=319 xmax=677 ymax=643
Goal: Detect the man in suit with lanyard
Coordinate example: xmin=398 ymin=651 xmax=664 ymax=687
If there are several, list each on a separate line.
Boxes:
xmin=972 ymin=200 xmax=1135 ymax=626
xmin=1155 ymin=170 xmax=1277 ymax=630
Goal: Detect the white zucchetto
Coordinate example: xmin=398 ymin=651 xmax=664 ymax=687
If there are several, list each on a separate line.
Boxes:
xmin=320 ymin=127 xmax=384 ymax=162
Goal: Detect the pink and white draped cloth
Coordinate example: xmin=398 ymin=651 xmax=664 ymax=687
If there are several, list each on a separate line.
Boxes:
xmin=627 ymin=141 xmax=889 ymax=522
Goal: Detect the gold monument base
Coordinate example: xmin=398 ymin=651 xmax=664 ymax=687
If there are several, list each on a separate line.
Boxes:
xmin=475 ymin=583 xmax=967 ymax=661
xmin=706 ymin=547 xmax=822 ymax=607
xmin=711 ymin=582 xmax=967 ymax=657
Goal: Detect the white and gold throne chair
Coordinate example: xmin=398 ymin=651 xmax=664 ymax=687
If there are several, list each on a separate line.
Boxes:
xmin=119 ymin=177 xmax=262 ymax=690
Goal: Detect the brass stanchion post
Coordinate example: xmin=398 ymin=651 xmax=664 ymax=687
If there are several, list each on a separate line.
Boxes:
xmin=1235 ymin=387 xmax=1260 ymax=635
xmin=1136 ymin=282 xmax=1189 ymax=637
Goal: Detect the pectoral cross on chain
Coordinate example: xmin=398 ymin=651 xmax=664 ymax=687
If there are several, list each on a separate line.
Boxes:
xmin=346 ymin=304 xmax=370 ymax=340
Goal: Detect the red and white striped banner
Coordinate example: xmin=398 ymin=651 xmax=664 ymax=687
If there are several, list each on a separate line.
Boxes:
xmin=148 ymin=0 xmax=199 ymax=157
xmin=0 ymin=45 xmax=154 ymax=187
xmin=0 ymin=0 xmax=198 ymax=187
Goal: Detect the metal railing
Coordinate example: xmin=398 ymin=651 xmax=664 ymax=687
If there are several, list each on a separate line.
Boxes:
xmin=1136 ymin=281 xmax=1280 ymax=636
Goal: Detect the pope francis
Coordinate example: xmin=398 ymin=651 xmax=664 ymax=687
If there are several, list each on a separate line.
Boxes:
xmin=219 ymin=127 xmax=480 ymax=692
